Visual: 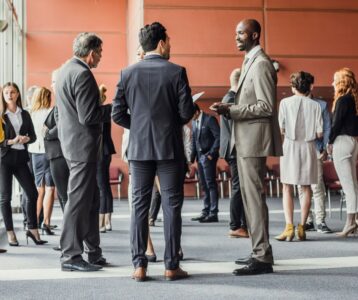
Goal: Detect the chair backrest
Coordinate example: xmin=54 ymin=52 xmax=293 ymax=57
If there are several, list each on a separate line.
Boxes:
xmin=322 ymin=161 xmax=339 ymax=183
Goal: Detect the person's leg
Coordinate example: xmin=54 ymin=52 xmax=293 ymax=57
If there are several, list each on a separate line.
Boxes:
xmin=60 ymin=161 xmax=99 ymax=263
xmin=282 ymin=184 xmax=294 ymax=225
xmin=201 ymin=156 xmax=219 ymax=217
xmin=300 ymin=185 xmax=312 ymax=225
xmin=43 ymin=186 xmax=55 ymax=225
xmin=236 ymin=157 xmax=273 ymax=264
xmin=157 ymin=159 xmax=185 ymax=270
xmin=96 ymin=157 xmax=106 ymax=232
xmin=102 ymin=155 xmax=114 ymax=229
xmin=0 ymin=161 xmax=15 ymax=231
xmin=228 ymin=157 xmax=246 ymax=230
xmin=149 ymin=187 xmax=162 ymax=223
xmin=130 ymin=160 xmax=156 ymax=269
xmin=50 ymin=157 xmax=69 ymax=212
xmin=197 ymin=157 xmax=210 ymax=216
xmin=333 ymin=136 xmax=358 ymax=233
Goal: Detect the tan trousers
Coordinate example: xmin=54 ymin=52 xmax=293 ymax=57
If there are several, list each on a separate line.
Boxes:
xmin=236 ymin=156 xmax=273 ymax=264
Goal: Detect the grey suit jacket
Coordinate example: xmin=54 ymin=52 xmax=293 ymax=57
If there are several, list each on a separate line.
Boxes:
xmin=219 ymin=90 xmax=235 ymax=159
xmin=55 ymin=58 xmax=112 ymax=163
xmin=112 ymin=54 xmax=195 ymax=161
xmin=229 ymin=49 xmax=282 ymax=158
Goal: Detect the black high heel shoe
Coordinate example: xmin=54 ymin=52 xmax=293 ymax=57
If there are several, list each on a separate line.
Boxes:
xmin=26 ymin=230 xmax=48 ymax=245
xmin=42 ymin=224 xmax=55 ymax=235
xmin=8 ymin=240 xmax=19 ymax=247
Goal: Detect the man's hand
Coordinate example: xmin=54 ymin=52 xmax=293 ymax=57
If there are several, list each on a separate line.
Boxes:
xmin=319 ymin=150 xmax=328 ymax=161
xmin=209 ymin=102 xmax=231 ymax=115
xmin=327 ymin=144 xmax=333 ymax=155
xmin=18 ymin=135 xmax=30 ymax=144
xmin=207 ymin=154 xmax=213 ymax=161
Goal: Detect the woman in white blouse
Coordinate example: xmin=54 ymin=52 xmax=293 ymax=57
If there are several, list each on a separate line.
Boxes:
xmin=28 ymin=87 xmax=56 ymax=235
xmin=0 ymin=82 xmax=47 ymax=246
xmin=276 ymin=72 xmax=323 ymax=242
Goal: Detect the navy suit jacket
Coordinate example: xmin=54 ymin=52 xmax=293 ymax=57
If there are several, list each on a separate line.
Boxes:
xmin=190 ymin=112 xmax=220 ymax=163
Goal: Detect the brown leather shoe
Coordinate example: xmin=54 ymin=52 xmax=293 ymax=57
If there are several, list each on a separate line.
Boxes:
xmin=164 ymin=267 xmax=189 ymax=281
xmin=131 ymin=267 xmax=147 ymax=282
xmin=229 ymin=228 xmax=249 ymax=238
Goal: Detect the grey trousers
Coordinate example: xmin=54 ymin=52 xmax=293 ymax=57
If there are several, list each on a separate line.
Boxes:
xmin=236 ymin=156 xmax=273 ymax=264
xmin=130 ymin=160 xmax=185 ymax=270
xmin=60 ymin=161 xmax=102 ymax=263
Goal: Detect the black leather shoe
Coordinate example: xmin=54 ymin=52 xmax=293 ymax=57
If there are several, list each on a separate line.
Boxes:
xmin=146 ymin=253 xmax=157 ymax=262
xmin=191 ymin=214 xmax=207 ymax=221
xmin=199 ymin=215 xmax=218 ymax=223
xmin=61 ymin=260 xmax=103 ymax=272
xmin=89 ymin=256 xmax=108 ymax=266
xmin=233 ymin=259 xmax=273 ymax=276
xmin=235 ymin=254 xmax=253 ymax=265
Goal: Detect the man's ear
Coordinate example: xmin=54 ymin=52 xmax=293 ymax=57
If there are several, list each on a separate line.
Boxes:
xmin=252 ymin=32 xmax=259 ymax=41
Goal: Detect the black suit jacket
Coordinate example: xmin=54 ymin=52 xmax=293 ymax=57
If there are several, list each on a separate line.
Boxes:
xmin=112 ymin=54 xmax=194 ymax=161
xmin=219 ymin=90 xmax=235 ymax=159
xmin=55 ymin=58 xmax=112 ymax=163
xmin=44 ymin=107 xmax=63 ymax=160
xmin=0 ymin=110 xmax=36 ymax=160
xmin=190 ymin=112 xmax=220 ymax=163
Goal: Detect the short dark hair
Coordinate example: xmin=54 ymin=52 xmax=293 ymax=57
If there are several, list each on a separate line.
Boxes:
xmin=193 ymin=103 xmax=200 ymax=113
xmin=246 ymin=19 xmax=261 ymax=39
xmin=139 ymin=22 xmax=167 ymax=52
xmin=290 ymin=71 xmax=315 ymax=95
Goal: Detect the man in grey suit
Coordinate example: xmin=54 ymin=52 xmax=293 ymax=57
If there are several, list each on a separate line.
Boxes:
xmin=56 ymin=33 xmax=112 ymax=272
xmin=112 ymin=22 xmax=194 ymax=281
xmin=212 ymin=19 xmax=282 ymax=275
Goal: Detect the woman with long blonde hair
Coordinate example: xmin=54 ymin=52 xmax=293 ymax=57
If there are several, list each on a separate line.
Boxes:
xmin=327 ymin=68 xmax=358 ymax=237
xmin=28 ymin=87 xmax=56 ymax=235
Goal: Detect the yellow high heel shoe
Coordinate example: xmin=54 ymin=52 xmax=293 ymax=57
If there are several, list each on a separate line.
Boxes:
xmin=275 ymin=224 xmax=295 ymax=241
xmin=296 ymin=223 xmax=306 ymax=241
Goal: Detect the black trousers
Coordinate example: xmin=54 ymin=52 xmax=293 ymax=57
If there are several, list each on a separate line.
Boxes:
xmin=0 ymin=150 xmax=38 ymax=230
xmin=60 ymin=161 xmax=101 ymax=264
xmin=130 ymin=159 xmax=185 ymax=270
xmin=149 ymin=186 xmax=161 ymax=221
xmin=96 ymin=154 xmax=113 ymax=214
xmin=49 ymin=156 xmax=69 ymax=212
xmin=227 ymin=157 xmax=246 ymax=230
xmin=197 ymin=154 xmax=219 ymax=216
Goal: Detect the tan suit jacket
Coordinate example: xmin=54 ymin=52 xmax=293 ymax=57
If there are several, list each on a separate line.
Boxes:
xmin=229 ymin=49 xmax=282 ymax=158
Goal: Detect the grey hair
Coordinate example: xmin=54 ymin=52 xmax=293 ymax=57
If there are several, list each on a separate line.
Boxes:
xmin=72 ymin=32 xmax=102 ymax=57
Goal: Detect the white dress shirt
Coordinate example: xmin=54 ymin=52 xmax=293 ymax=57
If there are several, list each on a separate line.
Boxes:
xmin=5 ymin=107 xmax=25 ymax=150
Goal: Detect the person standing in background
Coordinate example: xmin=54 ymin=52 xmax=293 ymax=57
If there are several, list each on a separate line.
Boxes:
xmin=97 ymin=84 xmax=116 ymax=233
xmin=28 ymin=87 xmax=56 ymax=235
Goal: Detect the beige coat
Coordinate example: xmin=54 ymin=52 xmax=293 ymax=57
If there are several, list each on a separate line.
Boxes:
xmin=229 ymin=50 xmax=282 ymax=158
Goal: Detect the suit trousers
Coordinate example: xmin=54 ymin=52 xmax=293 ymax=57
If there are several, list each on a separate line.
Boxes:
xmin=0 ymin=150 xmax=38 ymax=230
xmin=332 ymin=135 xmax=358 ymax=213
xmin=130 ymin=159 xmax=185 ymax=270
xmin=227 ymin=157 xmax=246 ymax=230
xmin=96 ymin=154 xmax=113 ymax=214
xmin=21 ymin=157 xmax=33 ymax=226
xmin=298 ymin=156 xmax=326 ymax=224
xmin=49 ymin=156 xmax=69 ymax=212
xmin=60 ymin=161 xmax=102 ymax=264
xmin=197 ymin=154 xmax=219 ymax=216
xmin=236 ymin=156 xmax=273 ymax=264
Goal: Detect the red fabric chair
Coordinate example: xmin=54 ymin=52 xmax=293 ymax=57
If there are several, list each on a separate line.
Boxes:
xmin=217 ymin=160 xmax=230 ymax=199
xmin=322 ymin=161 xmax=344 ymax=218
xmin=184 ymin=164 xmax=200 ymax=199
xmin=110 ymin=166 xmax=123 ymax=200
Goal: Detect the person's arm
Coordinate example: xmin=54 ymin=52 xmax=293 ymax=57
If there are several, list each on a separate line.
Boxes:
xmin=321 ymin=103 xmax=331 ymax=149
xmin=278 ymin=100 xmax=285 ymax=135
xmin=44 ymin=108 xmax=58 ymax=141
xmin=229 ymin=60 xmax=276 ymax=121
xmin=183 ymin=125 xmax=191 ymax=163
xmin=177 ymin=67 xmax=195 ymax=125
xmin=316 ymin=104 xmax=323 ymax=139
xmin=190 ymin=122 xmax=197 ymax=163
xmin=328 ymin=97 xmax=347 ymax=144
xmin=75 ymin=70 xmax=112 ymax=126
xmin=208 ymin=116 xmax=220 ymax=159
xmin=112 ymin=70 xmax=131 ymax=129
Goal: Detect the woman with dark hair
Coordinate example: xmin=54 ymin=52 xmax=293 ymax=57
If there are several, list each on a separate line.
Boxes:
xmin=0 ymin=82 xmax=47 ymax=246
xmin=327 ymin=68 xmax=358 ymax=237
xmin=275 ymin=72 xmax=323 ymax=241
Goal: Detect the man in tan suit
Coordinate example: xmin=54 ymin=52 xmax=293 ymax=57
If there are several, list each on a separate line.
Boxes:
xmin=212 ymin=19 xmax=282 ymax=275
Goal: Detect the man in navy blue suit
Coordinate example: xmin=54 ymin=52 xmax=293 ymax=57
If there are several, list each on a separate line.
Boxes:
xmin=190 ymin=103 xmax=220 ymax=223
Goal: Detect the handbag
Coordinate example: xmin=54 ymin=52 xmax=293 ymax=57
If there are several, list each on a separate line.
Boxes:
xmin=0 ymin=118 xmax=4 ymax=143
